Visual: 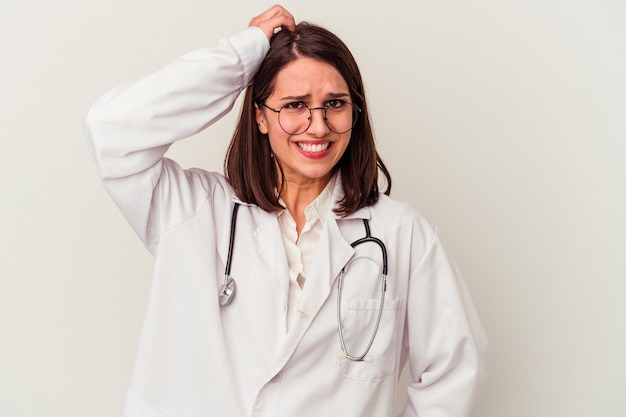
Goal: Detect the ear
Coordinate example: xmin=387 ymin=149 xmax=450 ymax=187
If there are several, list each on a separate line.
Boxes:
xmin=255 ymin=103 xmax=269 ymax=134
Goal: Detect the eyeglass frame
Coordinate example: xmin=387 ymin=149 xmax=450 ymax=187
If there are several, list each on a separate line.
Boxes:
xmin=259 ymin=101 xmax=361 ymax=135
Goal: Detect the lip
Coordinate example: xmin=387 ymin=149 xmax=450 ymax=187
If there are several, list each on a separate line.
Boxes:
xmin=294 ymin=141 xmax=333 ymax=159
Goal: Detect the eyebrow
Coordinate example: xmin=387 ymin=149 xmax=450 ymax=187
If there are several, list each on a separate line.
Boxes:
xmin=278 ymin=92 xmax=350 ymax=102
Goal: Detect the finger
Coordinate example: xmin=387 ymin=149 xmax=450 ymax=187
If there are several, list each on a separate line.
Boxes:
xmin=249 ymin=5 xmax=295 ymax=32
xmin=252 ymin=4 xmax=292 ymax=24
xmin=272 ymin=5 xmax=296 ymax=31
xmin=249 ymin=5 xmax=296 ymax=39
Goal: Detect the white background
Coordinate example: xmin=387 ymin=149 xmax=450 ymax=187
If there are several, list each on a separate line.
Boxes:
xmin=1 ymin=1 xmax=625 ymax=416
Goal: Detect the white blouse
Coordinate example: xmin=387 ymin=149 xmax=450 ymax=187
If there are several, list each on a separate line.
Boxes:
xmin=278 ymin=177 xmax=335 ymax=332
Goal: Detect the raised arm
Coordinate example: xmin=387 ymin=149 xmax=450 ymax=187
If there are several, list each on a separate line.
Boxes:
xmin=84 ymin=6 xmax=295 ymax=253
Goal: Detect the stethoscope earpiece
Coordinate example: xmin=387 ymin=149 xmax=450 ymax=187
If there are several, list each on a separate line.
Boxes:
xmin=337 ymin=350 xmax=374 ymax=363
xmin=336 ymin=219 xmax=388 ymax=363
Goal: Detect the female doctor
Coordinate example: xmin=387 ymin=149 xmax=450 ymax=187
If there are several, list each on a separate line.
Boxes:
xmin=85 ymin=5 xmax=486 ymax=417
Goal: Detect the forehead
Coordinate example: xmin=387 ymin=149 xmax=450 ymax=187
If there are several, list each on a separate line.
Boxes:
xmin=269 ymin=57 xmax=349 ymax=100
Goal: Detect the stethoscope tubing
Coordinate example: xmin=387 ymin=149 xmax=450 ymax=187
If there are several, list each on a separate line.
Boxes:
xmin=219 ymin=204 xmax=389 ymax=362
xmin=218 ymin=203 xmax=240 ymax=306
xmin=337 ymin=219 xmax=388 ymax=362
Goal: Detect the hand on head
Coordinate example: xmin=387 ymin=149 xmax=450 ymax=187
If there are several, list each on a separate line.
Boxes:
xmin=249 ymin=5 xmax=296 ymax=40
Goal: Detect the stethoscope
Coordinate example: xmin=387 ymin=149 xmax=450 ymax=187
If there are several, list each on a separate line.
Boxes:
xmin=218 ymin=203 xmax=388 ymax=363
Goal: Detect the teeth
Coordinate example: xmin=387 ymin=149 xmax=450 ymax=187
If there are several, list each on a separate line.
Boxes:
xmin=297 ymin=142 xmax=330 ymax=153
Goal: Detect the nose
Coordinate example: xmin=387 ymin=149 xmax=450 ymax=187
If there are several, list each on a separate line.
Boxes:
xmin=306 ymin=107 xmax=330 ymax=136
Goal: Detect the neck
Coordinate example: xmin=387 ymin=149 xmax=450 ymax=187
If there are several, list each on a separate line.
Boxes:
xmin=279 ymin=176 xmax=331 ymax=235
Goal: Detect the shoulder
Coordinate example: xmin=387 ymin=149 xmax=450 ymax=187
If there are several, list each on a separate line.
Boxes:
xmin=367 ymin=193 xmax=438 ymax=245
xmin=370 ymin=194 xmax=432 ymax=227
xmin=157 ymin=160 xmax=237 ymax=228
xmin=160 ymin=159 xmax=233 ymax=196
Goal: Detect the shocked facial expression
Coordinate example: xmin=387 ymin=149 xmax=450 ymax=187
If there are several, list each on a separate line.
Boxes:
xmin=256 ymin=58 xmax=353 ymax=188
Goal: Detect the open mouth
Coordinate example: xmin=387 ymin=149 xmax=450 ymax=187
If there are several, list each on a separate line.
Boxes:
xmin=296 ymin=142 xmax=331 ymax=153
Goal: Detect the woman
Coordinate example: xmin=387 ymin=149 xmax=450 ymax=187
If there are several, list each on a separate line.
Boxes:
xmin=85 ymin=5 xmax=486 ymax=417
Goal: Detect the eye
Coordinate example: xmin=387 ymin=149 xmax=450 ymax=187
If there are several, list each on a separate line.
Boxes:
xmin=283 ymin=101 xmax=308 ymax=110
xmin=325 ymin=99 xmax=347 ymax=109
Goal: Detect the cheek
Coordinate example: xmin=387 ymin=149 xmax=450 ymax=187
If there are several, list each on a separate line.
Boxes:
xmin=266 ymin=129 xmax=291 ymax=153
xmin=265 ymin=118 xmax=287 ymax=138
xmin=338 ymin=135 xmax=351 ymax=155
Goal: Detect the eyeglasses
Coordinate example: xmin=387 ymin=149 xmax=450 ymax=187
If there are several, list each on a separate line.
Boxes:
xmin=261 ymin=100 xmax=361 ymax=135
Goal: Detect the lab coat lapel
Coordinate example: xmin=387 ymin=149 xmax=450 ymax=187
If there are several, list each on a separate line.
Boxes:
xmin=247 ymin=204 xmax=290 ymax=296
xmin=297 ymin=207 xmax=371 ymax=318
xmin=297 ymin=176 xmax=371 ymax=317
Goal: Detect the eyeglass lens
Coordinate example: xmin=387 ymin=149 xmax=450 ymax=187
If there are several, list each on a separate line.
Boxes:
xmin=278 ymin=104 xmax=359 ymax=135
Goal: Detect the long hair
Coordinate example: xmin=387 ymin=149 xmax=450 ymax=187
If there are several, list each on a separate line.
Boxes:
xmin=225 ymin=22 xmax=391 ymax=216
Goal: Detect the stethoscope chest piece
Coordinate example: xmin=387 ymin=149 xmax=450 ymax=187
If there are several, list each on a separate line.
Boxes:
xmin=219 ymin=203 xmax=240 ymax=307
xmin=219 ymin=276 xmax=236 ymax=306
xmin=218 ymin=204 xmax=389 ymax=363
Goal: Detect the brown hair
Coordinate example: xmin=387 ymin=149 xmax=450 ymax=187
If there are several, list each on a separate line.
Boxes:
xmin=225 ymin=22 xmax=391 ymax=216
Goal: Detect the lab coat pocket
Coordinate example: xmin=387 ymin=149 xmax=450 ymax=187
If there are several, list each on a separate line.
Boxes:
xmin=338 ymin=298 xmax=402 ymax=381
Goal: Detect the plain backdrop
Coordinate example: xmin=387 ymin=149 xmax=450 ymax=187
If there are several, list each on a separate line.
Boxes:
xmin=1 ymin=1 xmax=625 ymax=416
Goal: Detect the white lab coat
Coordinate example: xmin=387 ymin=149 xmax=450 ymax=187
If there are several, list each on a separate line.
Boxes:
xmin=85 ymin=26 xmax=487 ymax=417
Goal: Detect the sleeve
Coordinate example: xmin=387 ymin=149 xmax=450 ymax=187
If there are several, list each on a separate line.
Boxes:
xmin=84 ymin=27 xmax=269 ymax=254
xmin=400 ymin=227 xmax=488 ymax=417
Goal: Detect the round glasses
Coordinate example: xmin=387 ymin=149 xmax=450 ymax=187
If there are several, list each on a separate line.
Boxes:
xmin=261 ymin=100 xmax=361 ymax=135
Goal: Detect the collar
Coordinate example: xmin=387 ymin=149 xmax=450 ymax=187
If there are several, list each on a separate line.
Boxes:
xmin=231 ymin=172 xmax=371 ymax=221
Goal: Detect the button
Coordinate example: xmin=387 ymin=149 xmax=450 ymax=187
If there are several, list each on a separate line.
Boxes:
xmin=291 ymin=263 xmax=303 ymax=273
xmin=270 ymin=373 xmax=282 ymax=383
